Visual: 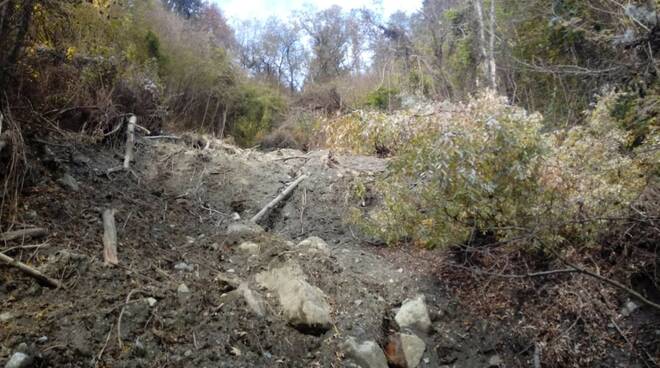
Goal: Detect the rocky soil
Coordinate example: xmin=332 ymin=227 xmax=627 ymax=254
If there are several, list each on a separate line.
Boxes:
xmin=0 ymin=134 xmax=651 ymax=367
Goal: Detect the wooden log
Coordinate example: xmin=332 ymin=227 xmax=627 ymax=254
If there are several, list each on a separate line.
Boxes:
xmin=102 ymin=209 xmax=119 ymax=265
xmin=0 ymin=252 xmax=63 ymax=288
xmin=0 ymin=228 xmax=48 ymax=242
xmin=123 ymin=115 xmax=136 ymax=170
xmin=250 ymin=174 xmax=307 ymax=224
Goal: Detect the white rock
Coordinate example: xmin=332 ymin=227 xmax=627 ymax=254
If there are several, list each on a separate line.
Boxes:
xmin=256 ymin=262 xmax=332 ymax=334
xmin=174 ymin=262 xmax=194 ymax=272
xmin=621 ymin=300 xmax=639 ymax=317
xmin=343 ymin=337 xmax=388 ymax=368
xmin=145 ymin=298 xmax=158 ymax=307
xmin=232 ymin=212 xmax=241 ymax=221
xmin=5 ymin=352 xmax=32 ymax=368
xmin=488 ymin=354 xmax=503 ymax=367
xmin=238 ymin=242 xmax=260 ymax=255
xmin=400 ymin=334 xmax=426 ymax=368
xmin=177 ymin=283 xmax=190 ymax=294
xmin=296 ymin=236 xmax=330 ymax=255
xmin=0 ymin=312 xmax=14 ymax=322
xmin=395 ymin=295 xmax=432 ymax=333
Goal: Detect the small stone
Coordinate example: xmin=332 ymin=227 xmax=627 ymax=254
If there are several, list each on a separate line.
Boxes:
xmin=395 ymin=295 xmax=432 ymax=333
xmin=177 ymin=283 xmax=190 ymax=294
xmin=184 ymin=350 xmax=192 ymax=357
xmin=621 ymin=300 xmax=639 ymax=317
xmin=296 ymin=237 xmax=330 ymax=255
xmin=71 ymin=152 xmax=91 ymax=165
xmin=232 ymin=212 xmax=241 ymax=221
xmin=36 ymin=336 xmax=48 ymax=344
xmin=400 ymin=334 xmax=426 ymax=368
xmin=225 ymin=222 xmax=264 ymax=244
xmin=355 ymin=299 xmax=363 ymax=306
xmin=0 ymin=312 xmax=14 ymax=322
xmin=343 ymin=337 xmax=388 ymax=368
xmin=397 ymin=268 xmax=403 ymax=273
xmin=57 ymin=174 xmax=80 ymax=192
xmin=238 ymin=242 xmax=260 ymax=255
xmin=488 ymin=354 xmax=503 ymax=367
xmin=423 ymin=357 xmax=430 ymax=364
xmin=174 ymin=262 xmax=194 ymax=272
xmin=4 ymin=352 xmax=33 ymax=368
xmin=145 ymin=297 xmax=158 ymax=307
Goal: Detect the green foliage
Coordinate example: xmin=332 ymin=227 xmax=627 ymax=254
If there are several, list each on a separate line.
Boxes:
xmin=345 ymin=92 xmax=654 ymax=249
xmin=231 ymin=83 xmax=287 ymax=147
xmin=365 ymin=86 xmax=400 ymax=110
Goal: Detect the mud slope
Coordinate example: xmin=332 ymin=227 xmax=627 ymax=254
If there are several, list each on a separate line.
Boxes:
xmin=0 ymin=136 xmax=640 ymax=368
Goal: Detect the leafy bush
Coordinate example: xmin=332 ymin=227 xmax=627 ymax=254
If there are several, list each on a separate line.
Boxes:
xmin=365 ymin=86 xmax=400 ymax=110
xmin=348 ymin=91 xmax=655 ymax=249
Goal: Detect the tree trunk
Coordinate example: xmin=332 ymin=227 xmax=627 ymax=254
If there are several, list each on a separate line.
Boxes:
xmin=488 ymin=0 xmax=498 ymax=90
xmin=474 ymin=0 xmax=497 ymax=90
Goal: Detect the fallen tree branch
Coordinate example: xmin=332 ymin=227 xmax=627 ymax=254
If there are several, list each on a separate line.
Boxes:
xmin=0 ymin=251 xmax=63 ymax=288
xmin=102 ymin=209 xmax=119 ymax=265
xmin=451 ymin=254 xmax=660 ymax=312
xmin=143 ymin=135 xmax=180 ymax=140
xmin=0 ymin=228 xmax=48 ymax=242
xmin=123 ymin=115 xmax=136 ymax=170
xmin=250 ymin=174 xmax=308 ymax=223
xmin=271 ymin=155 xmax=310 ymax=162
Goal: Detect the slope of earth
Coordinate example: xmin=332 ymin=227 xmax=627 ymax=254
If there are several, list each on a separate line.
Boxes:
xmin=0 ymin=133 xmax=651 ymax=367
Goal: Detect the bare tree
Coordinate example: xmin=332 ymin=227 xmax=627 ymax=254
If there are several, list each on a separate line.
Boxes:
xmin=474 ymin=0 xmax=497 ymax=89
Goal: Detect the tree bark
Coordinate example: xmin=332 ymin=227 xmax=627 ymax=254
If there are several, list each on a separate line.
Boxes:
xmin=488 ymin=0 xmax=498 ymax=90
xmin=474 ymin=0 xmax=497 ymax=90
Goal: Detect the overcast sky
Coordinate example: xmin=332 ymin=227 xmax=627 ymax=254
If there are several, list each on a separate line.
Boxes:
xmin=212 ymin=0 xmax=423 ymax=22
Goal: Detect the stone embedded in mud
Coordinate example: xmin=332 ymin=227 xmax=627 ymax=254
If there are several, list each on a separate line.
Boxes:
xmin=400 ymin=334 xmax=425 ymax=368
xmin=237 ymin=241 xmax=260 ymax=255
xmin=256 ymin=262 xmax=332 ymax=334
xmin=395 ymin=295 xmax=432 ymax=334
xmin=57 ymin=173 xmax=80 ymax=192
xmin=225 ymin=222 xmax=264 ymax=244
xmin=4 ymin=352 xmax=33 ymax=368
xmin=177 ymin=283 xmax=190 ymax=294
xmin=296 ymin=236 xmax=330 ymax=255
xmin=343 ymin=337 xmax=388 ymax=368
xmin=385 ymin=333 xmax=426 ymax=368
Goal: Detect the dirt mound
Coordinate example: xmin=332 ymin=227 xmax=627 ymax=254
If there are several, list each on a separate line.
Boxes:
xmin=0 ymin=135 xmax=652 ymax=367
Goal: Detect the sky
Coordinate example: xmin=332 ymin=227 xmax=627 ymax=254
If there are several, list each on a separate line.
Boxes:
xmin=213 ymin=0 xmax=423 ymax=22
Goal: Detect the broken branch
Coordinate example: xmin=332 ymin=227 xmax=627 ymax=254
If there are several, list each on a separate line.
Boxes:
xmin=0 ymin=251 xmax=63 ymax=288
xmin=250 ymin=174 xmax=307 ymax=223
xmin=123 ymin=115 xmax=136 ymax=170
xmin=0 ymin=228 xmax=48 ymax=242
xmin=102 ymin=209 xmax=119 ymax=265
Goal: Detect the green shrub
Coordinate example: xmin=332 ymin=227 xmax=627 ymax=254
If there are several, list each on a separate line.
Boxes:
xmin=365 ymin=86 xmax=400 ymax=110
xmin=349 ymin=92 xmax=654 ymax=249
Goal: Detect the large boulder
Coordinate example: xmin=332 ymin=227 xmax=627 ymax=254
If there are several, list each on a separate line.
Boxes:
xmin=395 ymin=295 xmax=432 ymax=333
xmin=256 ymin=262 xmax=332 ymax=334
xmin=343 ymin=337 xmax=389 ymax=368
